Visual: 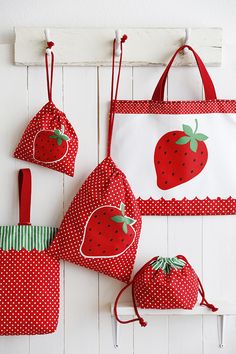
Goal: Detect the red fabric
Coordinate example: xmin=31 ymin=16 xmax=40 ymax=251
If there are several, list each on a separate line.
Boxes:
xmin=114 ymin=256 xmax=217 ymax=327
xmin=18 ymin=169 xmax=31 ymax=225
xmin=137 ymin=197 xmax=236 ymax=216
xmin=0 ymin=249 xmax=60 ymax=335
xmin=152 ymin=45 xmax=217 ymax=101
xmin=48 ymin=156 xmax=142 ymax=283
xmin=112 ymin=99 xmax=236 ymax=114
xmin=13 ymin=52 xmax=78 ymax=177
xmin=0 ymin=169 xmax=60 ymax=335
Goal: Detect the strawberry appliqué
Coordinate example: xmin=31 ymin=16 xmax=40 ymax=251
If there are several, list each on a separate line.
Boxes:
xmin=33 ymin=126 xmax=70 ymax=163
xmin=80 ymin=202 xmax=136 ymax=258
xmin=154 ymin=119 xmax=208 ymax=190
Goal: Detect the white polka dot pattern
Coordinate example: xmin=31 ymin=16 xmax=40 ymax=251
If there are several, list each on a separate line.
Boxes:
xmin=113 ymin=99 xmax=236 ymax=115
xmin=137 ymin=196 xmax=236 ymax=215
xmin=133 ymin=262 xmax=199 ymax=310
xmin=0 ymin=249 xmax=60 ymax=335
xmin=48 ymin=156 xmax=142 ymax=283
xmin=13 ymin=101 xmax=78 ymax=177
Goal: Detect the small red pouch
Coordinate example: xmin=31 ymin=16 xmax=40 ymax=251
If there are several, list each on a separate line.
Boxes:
xmin=13 ymin=43 xmax=78 ymax=176
xmin=114 ymin=255 xmax=218 ymax=327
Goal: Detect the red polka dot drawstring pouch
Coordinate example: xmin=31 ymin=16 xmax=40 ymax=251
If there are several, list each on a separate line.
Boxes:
xmin=13 ymin=41 xmax=78 ymax=177
xmin=0 ymin=169 xmax=60 ymax=335
xmin=114 ymin=255 xmax=218 ymax=327
xmin=48 ymin=36 xmax=142 ymax=283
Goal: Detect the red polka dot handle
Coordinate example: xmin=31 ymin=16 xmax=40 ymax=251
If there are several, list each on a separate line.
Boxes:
xmin=114 ymin=255 xmax=218 ymax=327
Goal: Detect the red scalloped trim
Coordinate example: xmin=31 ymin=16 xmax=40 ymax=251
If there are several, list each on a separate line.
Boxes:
xmin=113 ymin=99 xmax=236 ymax=115
xmin=137 ymin=197 xmax=236 ymax=216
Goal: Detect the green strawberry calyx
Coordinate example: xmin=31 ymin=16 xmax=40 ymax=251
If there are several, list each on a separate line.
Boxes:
xmin=175 ymin=119 xmax=208 ymax=153
xmin=111 ymin=202 xmax=136 ymax=234
xmin=49 ymin=125 xmax=70 ymax=146
xmin=151 ymin=257 xmax=186 ymax=274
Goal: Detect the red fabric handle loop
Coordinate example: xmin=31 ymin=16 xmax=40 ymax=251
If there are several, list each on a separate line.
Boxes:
xmin=45 ymin=51 xmax=54 ymax=102
xmin=152 ymin=45 xmax=217 ymax=102
xmin=18 ymin=169 xmax=32 ymax=226
xmin=107 ymin=35 xmax=127 ymax=157
xmin=177 ymin=255 xmax=218 ymax=312
xmin=114 ymin=256 xmax=157 ymax=327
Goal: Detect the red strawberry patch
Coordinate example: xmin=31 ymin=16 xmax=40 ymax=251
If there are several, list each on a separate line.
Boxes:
xmin=154 ymin=119 xmax=208 ymax=190
xmin=33 ymin=126 xmax=70 ymax=163
xmin=80 ymin=203 xmax=136 ymax=258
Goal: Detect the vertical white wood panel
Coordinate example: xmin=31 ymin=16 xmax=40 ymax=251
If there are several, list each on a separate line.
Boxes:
xmin=167 ymin=66 xmax=204 ymax=354
xmin=63 ymin=66 xmax=99 ymax=354
xmin=98 ymin=66 xmax=135 ymax=354
xmin=0 ymin=44 xmax=30 ymax=354
xmin=27 ymin=65 xmax=64 ymax=354
xmin=132 ymin=67 xmax=169 ymax=354
xmin=202 ymin=53 xmax=236 ymax=354
xmin=202 ymin=216 xmax=236 ymax=353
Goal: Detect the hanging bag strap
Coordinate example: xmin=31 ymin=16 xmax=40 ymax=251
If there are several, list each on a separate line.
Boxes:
xmin=45 ymin=41 xmax=55 ymax=102
xmin=107 ymin=35 xmax=127 ymax=157
xmin=114 ymin=256 xmax=157 ymax=327
xmin=152 ymin=45 xmax=217 ymax=102
xmin=177 ymin=255 xmax=218 ymax=312
xmin=18 ymin=169 xmax=32 ymax=226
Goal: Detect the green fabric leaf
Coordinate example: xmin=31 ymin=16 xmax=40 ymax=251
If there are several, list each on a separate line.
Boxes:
xmin=183 ymin=124 xmax=193 ymax=137
xmin=122 ymin=223 xmax=128 ymax=234
xmin=194 ymin=133 xmax=208 ymax=141
xmin=49 ymin=135 xmax=58 ymax=139
xmin=120 ymin=202 xmax=125 ymax=216
xmin=124 ymin=216 xmax=135 ymax=225
xmin=151 ymin=257 xmax=186 ymax=274
xmin=190 ymin=139 xmax=198 ymax=152
xmin=54 ymin=129 xmax=62 ymax=136
xmin=61 ymin=134 xmax=70 ymax=141
xmin=111 ymin=216 xmax=125 ymax=223
xmin=175 ymin=136 xmax=191 ymax=145
xmin=57 ymin=138 xmax=63 ymax=146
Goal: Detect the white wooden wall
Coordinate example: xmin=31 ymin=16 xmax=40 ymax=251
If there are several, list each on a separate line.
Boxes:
xmin=1 ymin=37 xmax=236 ymax=354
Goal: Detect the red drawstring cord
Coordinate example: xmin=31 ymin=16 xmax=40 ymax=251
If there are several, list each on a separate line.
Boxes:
xmin=177 ymin=255 xmax=218 ymax=312
xmin=107 ymin=35 xmax=127 ymax=157
xmin=45 ymin=41 xmax=55 ymax=102
xmin=114 ymin=256 xmax=157 ymax=327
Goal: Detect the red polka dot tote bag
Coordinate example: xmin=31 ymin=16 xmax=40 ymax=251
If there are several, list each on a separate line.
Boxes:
xmin=114 ymin=255 xmax=218 ymax=327
xmin=110 ymin=44 xmax=236 ymax=215
xmin=48 ymin=36 xmax=142 ymax=283
xmin=0 ymin=169 xmax=60 ymax=335
xmin=13 ymin=43 xmax=78 ymax=177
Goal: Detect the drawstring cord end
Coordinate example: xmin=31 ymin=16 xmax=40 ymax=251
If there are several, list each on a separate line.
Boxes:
xmin=200 ymin=300 xmax=218 ymax=312
xmin=139 ymin=317 xmax=148 ymax=327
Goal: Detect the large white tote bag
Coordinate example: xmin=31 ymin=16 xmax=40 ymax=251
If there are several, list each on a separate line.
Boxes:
xmin=110 ymin=45 xmax=236 ymax=216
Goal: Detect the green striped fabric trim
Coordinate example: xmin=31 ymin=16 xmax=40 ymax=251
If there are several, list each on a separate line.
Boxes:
xmin=151 ymin=257 xmax=186 ymax=274
xmin=0 ymin=226 xmax=58 ymax=251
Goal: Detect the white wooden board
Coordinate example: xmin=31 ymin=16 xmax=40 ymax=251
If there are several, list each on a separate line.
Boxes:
xmin=14 ymin=27 xmax=222 ymax=66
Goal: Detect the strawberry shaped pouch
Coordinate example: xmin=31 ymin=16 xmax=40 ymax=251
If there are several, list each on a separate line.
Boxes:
xmin=114 ymin=255 xmax=218 ymax=327
xmin=110 ymin=44 xmax=236 ymax=215
xmin=48 ymin=36 xmax=142 ymax=283
xmin=0 ymin=169 xmax=60 ymax=335
xmin=14 ymin=42 xmax=78 ymax=176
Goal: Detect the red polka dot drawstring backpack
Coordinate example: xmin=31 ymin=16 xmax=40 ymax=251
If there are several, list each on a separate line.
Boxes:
xmin=114 ymin=255 xmax=218 ymax=327
xmin=48 ymin=35 xmax=142 ymax=283
xmin=13 ymin=41 xmax=78 ymax=176
xmin=0 ymin=169 xmax=60 ymax=335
